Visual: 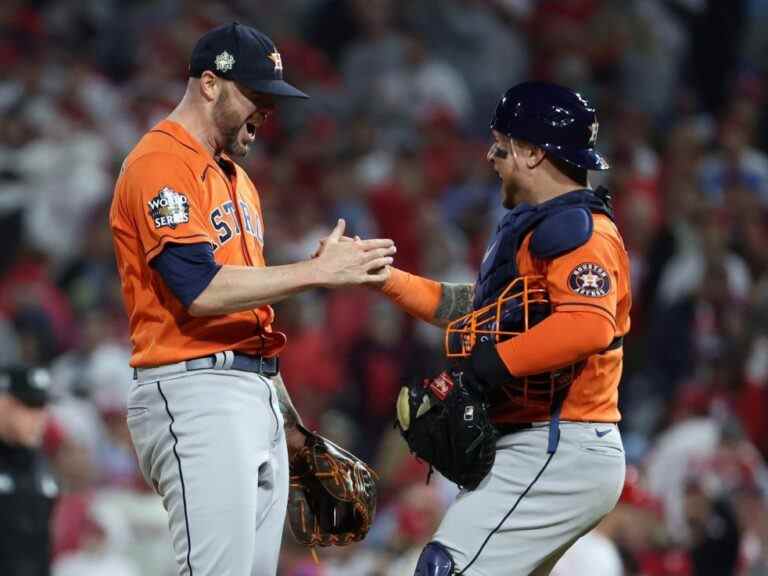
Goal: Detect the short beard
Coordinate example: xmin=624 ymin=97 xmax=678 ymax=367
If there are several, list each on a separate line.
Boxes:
xmin=213 ymin=89 xmax=247 ymax=158
xmin=501 ymin=179 xmax=518 ymax=209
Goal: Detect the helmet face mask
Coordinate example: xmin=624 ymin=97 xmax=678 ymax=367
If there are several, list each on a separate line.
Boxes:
xmin=490 ymin=82 xmax=609 ymax=172
xmin=445 ymin=276 xmax=584 ymax=410
xmin=445 ymin=276 xmax=550 ymax=358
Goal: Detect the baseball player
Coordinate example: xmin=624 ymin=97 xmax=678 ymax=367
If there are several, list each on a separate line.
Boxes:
xmin=377 ymin=82 xmax=631 ymax=575
xmin=109 ymin=23 xmax=395 ymax=576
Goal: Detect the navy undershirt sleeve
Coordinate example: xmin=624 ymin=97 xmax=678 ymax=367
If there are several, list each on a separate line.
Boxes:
xmin=151 ymin=242 xmax=222 ymax=308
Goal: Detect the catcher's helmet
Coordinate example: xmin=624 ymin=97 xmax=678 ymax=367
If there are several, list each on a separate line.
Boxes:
xmin=491 ymin=82 xmax=609 ymax=171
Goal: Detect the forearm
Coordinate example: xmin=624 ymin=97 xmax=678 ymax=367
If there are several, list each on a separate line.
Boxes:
xmin=434 ymin=283 xmax=475 ymax=327
xmin=270 ymin=373 xmax=302 ymax=431
xmin=188 ymin=261 xmax=322 ymax=316
xmin=380 ymin=267 xmax=474 ymax=327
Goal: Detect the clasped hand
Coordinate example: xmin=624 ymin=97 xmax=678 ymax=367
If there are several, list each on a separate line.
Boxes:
xmin=312 ymin=219 xmax=396 ymax=287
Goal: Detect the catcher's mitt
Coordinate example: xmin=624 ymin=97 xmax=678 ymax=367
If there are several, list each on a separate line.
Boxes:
xmin=287 ymin=425 xmax=377 ymax=548
xmin=396 ymin=367 xmax=498 ymax=491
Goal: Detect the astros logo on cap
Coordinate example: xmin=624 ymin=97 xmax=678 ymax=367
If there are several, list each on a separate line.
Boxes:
xmin=268 ymin=51 xmax=283 ymax=72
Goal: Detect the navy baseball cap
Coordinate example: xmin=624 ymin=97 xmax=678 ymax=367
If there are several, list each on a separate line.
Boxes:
xmin=0 ymin=366 xmax=51 ymax=408
xmin=189 ymin=23 xmax=309 ymax=99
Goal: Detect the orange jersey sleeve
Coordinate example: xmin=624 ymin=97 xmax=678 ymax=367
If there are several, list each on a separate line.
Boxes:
xmin=118 ymin=152 xmax=215 ymax=262
xmin=381 ymin=267 xmax=442 ymax=322
xmin=497 ymin=311 xmax=614 ymax=376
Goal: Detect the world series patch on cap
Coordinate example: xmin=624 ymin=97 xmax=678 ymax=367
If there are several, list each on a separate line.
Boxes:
xmin=189 ymin=22 xmax=308 ymax=99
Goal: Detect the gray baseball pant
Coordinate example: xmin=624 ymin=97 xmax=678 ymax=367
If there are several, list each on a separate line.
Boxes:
xmin=126 ymin=364 xmax=287 ymax=576
xmin=436 ymin=421 xmax=626 ymax=576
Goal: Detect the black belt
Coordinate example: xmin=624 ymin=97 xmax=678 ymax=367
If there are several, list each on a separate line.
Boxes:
xmin=604 ymin=335 xmax=624 ymax=352
xmin=494 ymin=422 xmax=535 ymax=436
xmin=134 ymin=352 xmax=279 ymax=379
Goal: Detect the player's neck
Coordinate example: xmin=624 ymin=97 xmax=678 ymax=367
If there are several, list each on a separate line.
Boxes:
xmin=167 ymin=98 xmax=220 ymax=158
xmin=527 ymin=173 xmax=589 ymax=205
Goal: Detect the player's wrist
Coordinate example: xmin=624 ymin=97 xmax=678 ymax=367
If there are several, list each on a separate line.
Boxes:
xmin=379 ymin=266 xmax=406 ymax=295
xmin=468 ymin=341 xmax=511 ymax=392
xmin=302 ymin=258 xmax=333 ymax=288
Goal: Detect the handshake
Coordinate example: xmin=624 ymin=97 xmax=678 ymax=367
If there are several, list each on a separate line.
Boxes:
xmin=310 ymin=219 xmax=395 ymax=288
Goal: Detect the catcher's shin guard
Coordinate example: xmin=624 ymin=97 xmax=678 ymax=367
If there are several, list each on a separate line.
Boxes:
xmin=415 ymin=541 xmax=455 ymax=576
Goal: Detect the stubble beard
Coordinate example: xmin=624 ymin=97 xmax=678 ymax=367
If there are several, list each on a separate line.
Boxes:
xmin=213 ymin=91 xmax=248 ymax=158
xmin=501 ymin=178 xmax=518 ymax=209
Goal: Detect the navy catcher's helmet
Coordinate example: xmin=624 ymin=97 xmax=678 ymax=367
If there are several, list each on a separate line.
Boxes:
xmin=491 ymin=82 xmax=609 ymax=171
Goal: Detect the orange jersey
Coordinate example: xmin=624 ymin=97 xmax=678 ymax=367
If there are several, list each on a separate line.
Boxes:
xmin=110 ymin=119 xmax=286 ymax=367
xmin=493 ymin=213 xmax=631 ymax=423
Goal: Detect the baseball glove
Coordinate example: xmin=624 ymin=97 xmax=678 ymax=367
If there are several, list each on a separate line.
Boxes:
xmin=287 ymin=425 xmax=378 ymax=548
xmin=396 ymin=366 xmax=498 ymax=491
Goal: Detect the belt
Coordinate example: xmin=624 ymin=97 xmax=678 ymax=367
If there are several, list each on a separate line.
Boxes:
xmin=133 ymin=352 xmax=279 ymax=379
xmin=494 ymin=422 xmax=535 ymax=435
xmin=603 ymin=335 xmax=624 ymax=352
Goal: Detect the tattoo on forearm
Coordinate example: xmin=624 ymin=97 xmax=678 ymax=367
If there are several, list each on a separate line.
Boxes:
xmin=271 ymin=373 xmax=300 ymax=430
xmin=434 ymin=283 xmax=474 ymax=323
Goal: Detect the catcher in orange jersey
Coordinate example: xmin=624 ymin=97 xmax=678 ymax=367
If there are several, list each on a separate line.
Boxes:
xmin=110 ymin=23 xmax=391 ymax=576
xmin=376 ymin=82 xmax=631 ymax=575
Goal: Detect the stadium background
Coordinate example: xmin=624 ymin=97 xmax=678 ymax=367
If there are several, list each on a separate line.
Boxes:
xmin=1 ymin=0 xmax=768 ymax=574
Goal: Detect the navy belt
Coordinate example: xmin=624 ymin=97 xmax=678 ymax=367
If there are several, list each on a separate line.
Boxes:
xmin=603 ymin=335 xmax=624 ymax=352
xmin=494 ymin=422 xmax=535 ymax=436
xmin=133 ymin=352 xmax=279 ymax=379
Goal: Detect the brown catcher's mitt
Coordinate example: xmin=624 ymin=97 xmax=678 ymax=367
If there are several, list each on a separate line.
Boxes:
xmin=288 ymin=424 xmax=377 ymax=548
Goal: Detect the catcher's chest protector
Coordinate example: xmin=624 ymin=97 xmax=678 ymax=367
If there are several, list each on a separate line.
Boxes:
xmin=474 ymin=188 xmax=613 ymax=310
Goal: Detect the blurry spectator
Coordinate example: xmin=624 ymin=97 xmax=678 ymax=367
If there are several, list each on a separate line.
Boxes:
xmin=408 ymin=0 xmax=528 ymax=126
xmin=671 ymin=0 xmax=747 ymax=115
xmin=0 ymin=365 xmax=57 ymax=576
xmin=376 ymin=32 xmax=471 ymax=126
xmin=52 ymin=492 xmax=141 ymax=576
xmin=553 ymin=466 xmax=666 ymax=576
xmin=683 ymin=472 xmax=741 ymax=576
xmin=698 ymin=97 xmax=768 ymax=208
xmin=367 ymin=145 xmax=426 ymax=274
xmin=381 ymin=483 xmax=444 ymax=575
xmin=645 ymin=410 xmax=720 ymax=541
xmin=340 ymin=299 xmax=435 ymax=459
xmin=341 ymin=0 xmax=405 ymax=116
xmin=644 ymin=191 xmax=751 ymax=413
xmin=278 ymin=293 xmax=346 ymax=429
xmin=57 ymin=200 xmax=122 ymax=321
xmin=0 ymin=253 xmax=77 ymax=363
xmin=301 ymin=0 xmax=363 ymax=66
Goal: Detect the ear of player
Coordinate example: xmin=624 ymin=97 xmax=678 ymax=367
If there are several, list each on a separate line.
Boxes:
xmin=287 ymin=425 xmax=378 ymax=548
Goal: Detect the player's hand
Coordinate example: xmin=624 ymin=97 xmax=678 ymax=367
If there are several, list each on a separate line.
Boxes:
xmin=285 ymin=425 xmax=308 ymax=461
xmin=313 ymin=219 xmax=396 ymax=287
xmin=311 ymin=233 xmax=357 ymax=259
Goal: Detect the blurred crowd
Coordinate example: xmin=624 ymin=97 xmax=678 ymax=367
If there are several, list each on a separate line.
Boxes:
xmin=1 ymin=0 xmax=768 ymax=574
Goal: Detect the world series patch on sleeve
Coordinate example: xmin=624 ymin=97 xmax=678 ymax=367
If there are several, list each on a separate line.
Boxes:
xmin=148 ymin=186 xmax=190 ymax=229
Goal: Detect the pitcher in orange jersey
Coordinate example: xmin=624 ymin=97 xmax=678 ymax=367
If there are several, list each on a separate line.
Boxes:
xmin=375 ymin=83 xmax=630 ymax=576
xmin=109 ymin=23 xmax=395 ymax=576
